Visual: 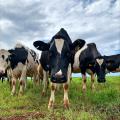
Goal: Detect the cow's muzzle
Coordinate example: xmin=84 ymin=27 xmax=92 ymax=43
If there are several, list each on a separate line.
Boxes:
xmin=51 ymin=75 xmax=67 ymax=83
xmin=97 ymin=78 xmax=106 ymax=83
xmin=0 ymin=70 xmax=4 ymax=76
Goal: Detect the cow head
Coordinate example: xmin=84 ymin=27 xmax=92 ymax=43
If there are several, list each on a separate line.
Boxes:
xmin=33 ymin=28 xmax=85 ymax=83
xmin=94 ymin=56 xmax=106 ymax=83
xmin=0 ymin=49 xmax=11 ymax=75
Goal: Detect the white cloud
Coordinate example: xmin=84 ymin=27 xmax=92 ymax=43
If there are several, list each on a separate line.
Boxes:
xmin=0 ymin=0 xmax=15 ymax=6
xmin=0 ymin=19 xmax=15 ymax=32
xmin=85 ymin=0 xmax=111 ymax=15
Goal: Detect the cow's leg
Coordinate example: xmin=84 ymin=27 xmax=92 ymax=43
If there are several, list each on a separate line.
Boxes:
xmin=7 ymin=69 xmax=12 ymax=89
xmin=63 ymin=64 xmax=71 ymax=108
xmin=42 ymin=70 xmax=49 ymax=96
xmin=2 ymin=77 xmax=4 ymax=83
xmin=11 ymin=77 xmax=16 ymax=95
xmin=19 ymin=66 xmax=27 ymax=95
xmin=19 ymin=79 xmax=25 ymax=95
xmin=37 ymin=64 xmax=42 ymax=85
xmin=82 ymin=74 xmax=87 ymax=93
xmin=8 ymin=74 xmax=12 ymax=89
xmin=36 ymin=74 xmax=40 ymax=85
xmin=48 ymin=83 xmax=56 ymax=109
xmin=9 ymin=79 xmax=12 ymax=89
xmin=35 ymin=74 xmax=41 ymax=86
xmin=91 ymin=73 xmax=95 ymax=91
xmin=33 ymin=74 xmax=37 ymax=86
xmin=63 ymin=83 xmax=69 ymax=109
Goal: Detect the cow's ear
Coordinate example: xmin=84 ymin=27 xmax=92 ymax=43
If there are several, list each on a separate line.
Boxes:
xmin=8 ymin=49 xmax=14 ymax=53
xmin=8 ymin=49 xmax=16 ymax=56
xmin=71 ymin=39 xmax=86 ymax=50
xmin=106 ymin=60 xmax=115 ymax=64
xmin=33 ymin=41 xmax=50 ymax=51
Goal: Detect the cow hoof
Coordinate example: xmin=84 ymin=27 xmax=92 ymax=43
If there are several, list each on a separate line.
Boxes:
xmin=48 ymin=104 xmax=54 ymax=110
xmin=82 ymin=87 xmax=86 ymax=93
xmin=48 ymin=101 xmax=54 ymax=110
xmin=64 ymin=100 xmax=69 ymax=109
xmin=19 ymin=91 xmax=24 ymax=96
xmin=64 ymin=104 xmax=69 ymax=109
xmin=91 ymin=88 xmax=95 ymax=92
xmin=91 ymin=86 xmax=95 ymax=92
xmin=48 ymin=105 xmax=53 ymax=110
xmin=11 ymin=92 xmax=15 ymax=96
xmin=41 ymin=92 xmax=45 ymax=96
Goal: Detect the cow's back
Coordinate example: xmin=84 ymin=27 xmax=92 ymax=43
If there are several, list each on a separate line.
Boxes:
xmin=9 ymin=47 xmax=28 ymax=70
xmin=80 ymin=43 xmax=101 ymax=66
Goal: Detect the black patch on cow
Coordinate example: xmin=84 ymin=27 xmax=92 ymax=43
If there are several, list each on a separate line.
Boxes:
xmin=40 ymin=51 xmax=50 ymax=71
xmin=51 ymin=28 xmax=72 ymax=46
xmin=104 ymin=54 xmax=120 ymax=71
xmin=8 ymin=47 xmax=28 ymax=69
xmin=33 ymin=41 xmax=50 ymax=51
xmin=72 ymin=39 xmax=86 ymax=50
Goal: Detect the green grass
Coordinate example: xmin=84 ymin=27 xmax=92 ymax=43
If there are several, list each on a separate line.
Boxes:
xmin=0 ymin=76 xmax=120 ymax=120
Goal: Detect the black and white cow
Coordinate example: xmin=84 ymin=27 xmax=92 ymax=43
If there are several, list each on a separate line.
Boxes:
xmin=0 ymin=44 xmax=40 ymax=95
xmin=33 ymin=28 xmax=85 ymax=109
xmin=72 ymin=40 xmax=101 ymax=92
xmin=95 ymin=54 xmax=120 ymax=82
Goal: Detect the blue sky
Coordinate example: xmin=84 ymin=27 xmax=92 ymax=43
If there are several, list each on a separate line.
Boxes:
xmin=0 ymin=0 xmax=120 ymax=56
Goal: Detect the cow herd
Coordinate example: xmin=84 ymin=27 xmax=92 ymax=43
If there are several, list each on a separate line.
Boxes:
xmin=0 ymin=28 xmax=120 ymax=109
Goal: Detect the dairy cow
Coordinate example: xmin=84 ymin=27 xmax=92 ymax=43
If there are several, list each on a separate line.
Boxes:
xmin=72 ymin=40 xmax=101 ymax=92
xmin=0 ymin=44 xmax=40 ymax=95
xmin=95 ymin=54 xmax=120 ymax=82
xmin=33 ymin=28 xmax=85 ymax=109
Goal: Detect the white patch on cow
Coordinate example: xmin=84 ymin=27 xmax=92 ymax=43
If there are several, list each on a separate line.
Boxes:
xmin=63 ymin=84 xmax=69 ymax=102
xmin=50 ymin=83 xmax=56 ymax=101
xmin=55 ymin=39 xmax=64 ymax=54
xmin=12 ymin=62 xmax=25 ymax=77
xmin=96 ymin=59 xmax=104 ymax=66
xmin=55 ymin=69 xmax=62 ymax=76
xmin=25 ymin=49 xmax=39 ymax=79
xmin=36 ymin=46 xmax=39 ymax=49
xmin=0 ymin=49 xmax=11 ymax=73
xmin=73 ymin=44 xmax=88 ymax=70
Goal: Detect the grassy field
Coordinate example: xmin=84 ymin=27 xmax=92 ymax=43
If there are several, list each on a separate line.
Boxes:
xmin=0 ymin=76 xmax=120 ymax=120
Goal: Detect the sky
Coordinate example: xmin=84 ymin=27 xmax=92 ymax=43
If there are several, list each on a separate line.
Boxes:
xmin=0 ymin=0 xmax=120 ymax=56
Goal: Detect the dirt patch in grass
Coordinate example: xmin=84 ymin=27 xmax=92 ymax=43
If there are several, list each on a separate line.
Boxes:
xmin=0 ymin=112 xmax=45 ymax=120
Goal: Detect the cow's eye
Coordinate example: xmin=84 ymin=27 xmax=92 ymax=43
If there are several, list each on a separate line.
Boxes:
xmin=2 ymin=55 xmax=5 ymax=59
